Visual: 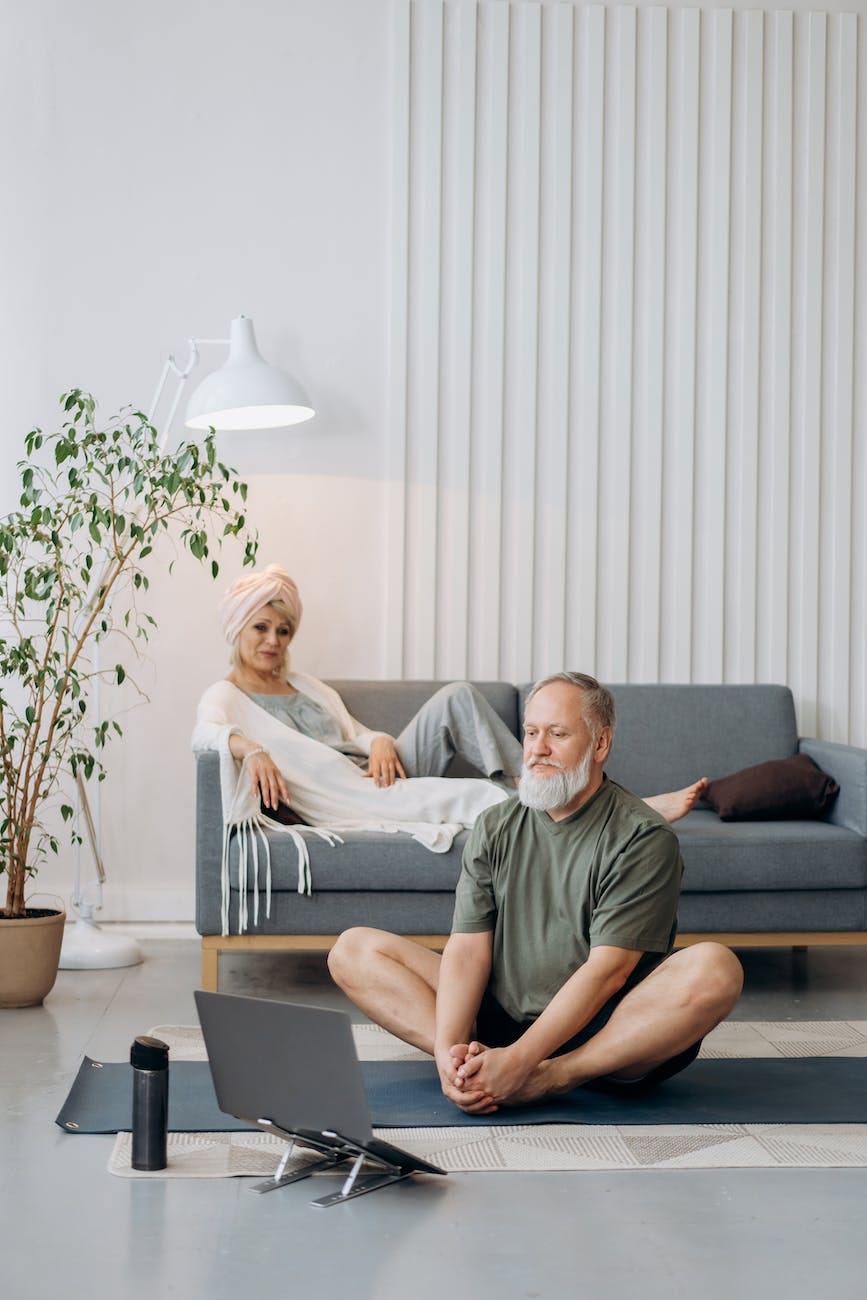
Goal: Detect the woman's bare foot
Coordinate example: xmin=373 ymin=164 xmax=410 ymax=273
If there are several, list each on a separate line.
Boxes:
xmin=644 ymin=778 xmax=708 ymax=825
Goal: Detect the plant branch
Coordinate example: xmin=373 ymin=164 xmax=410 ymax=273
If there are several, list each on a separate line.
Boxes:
xmin=1 ymin=391 xmax=258 ymax=916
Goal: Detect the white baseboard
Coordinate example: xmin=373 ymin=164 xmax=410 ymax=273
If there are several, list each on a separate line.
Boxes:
xmin=89 ymin=921 xmax=199 ymax=939
xmin=77 ymin=887 xmax=194 ymax=925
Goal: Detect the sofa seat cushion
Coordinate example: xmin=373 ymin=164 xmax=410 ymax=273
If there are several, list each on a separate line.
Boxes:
xmin=675 ymin=811 xmax=867 ymax=892
xmin=227 ymin=813 xmax=867 ymax=900
xmin=677 ymin=889 xmax=867 ymax=933
xmin=227 ymin=827 xmax=468 ymax=894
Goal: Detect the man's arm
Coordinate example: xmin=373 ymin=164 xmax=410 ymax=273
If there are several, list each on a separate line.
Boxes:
xmin=434 ymin=930 xmax=495 ymax=1111
xmin=457 ymin=944 xmax=641 ymax=1103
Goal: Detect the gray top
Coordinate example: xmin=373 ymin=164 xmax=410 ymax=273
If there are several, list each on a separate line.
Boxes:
xmin=251 ymin=692 xmax=366 ymax=764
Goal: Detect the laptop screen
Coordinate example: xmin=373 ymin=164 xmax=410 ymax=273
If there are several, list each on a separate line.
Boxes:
xmin=195 ymin=991 xmax=373 ymax=1144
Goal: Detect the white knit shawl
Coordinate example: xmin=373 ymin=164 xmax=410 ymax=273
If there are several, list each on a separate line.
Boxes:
xmin=192 ymin=673 xmax=508 ymax=935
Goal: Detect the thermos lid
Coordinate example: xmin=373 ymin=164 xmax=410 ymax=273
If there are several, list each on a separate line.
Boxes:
xmin=130 ymin=1035 xmax=170 ymax=1069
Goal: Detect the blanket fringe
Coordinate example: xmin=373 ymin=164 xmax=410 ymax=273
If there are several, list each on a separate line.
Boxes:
xmin=220 ymin=821 xmax=339 ymax=935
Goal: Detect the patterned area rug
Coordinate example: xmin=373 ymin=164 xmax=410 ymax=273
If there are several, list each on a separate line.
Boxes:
xmin=107 ymin=1020 xmax=867 ymax=1176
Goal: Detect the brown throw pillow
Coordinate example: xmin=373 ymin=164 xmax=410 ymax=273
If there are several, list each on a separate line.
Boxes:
xmin=704 ymin=754 xmax=840 ymax=822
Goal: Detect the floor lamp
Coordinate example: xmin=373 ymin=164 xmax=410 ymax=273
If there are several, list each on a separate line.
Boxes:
xmin=59 ymin=316 xmax=314 ymax=969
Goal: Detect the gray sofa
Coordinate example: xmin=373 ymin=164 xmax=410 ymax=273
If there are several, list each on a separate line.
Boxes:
xmin=196 ymin=681 xmax=867 ymax=990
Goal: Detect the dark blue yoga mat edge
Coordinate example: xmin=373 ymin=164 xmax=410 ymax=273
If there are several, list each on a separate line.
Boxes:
xmin=55 ymin=1056 xmax=867 ymax=1134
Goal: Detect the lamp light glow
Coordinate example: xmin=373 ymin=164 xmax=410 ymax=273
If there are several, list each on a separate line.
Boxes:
xmin=184 ymin=315 xmax=314 ymax=431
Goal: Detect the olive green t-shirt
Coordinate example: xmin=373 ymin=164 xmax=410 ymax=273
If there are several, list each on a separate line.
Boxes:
xmin=451 ymin=776 xmax=683 ymax=1023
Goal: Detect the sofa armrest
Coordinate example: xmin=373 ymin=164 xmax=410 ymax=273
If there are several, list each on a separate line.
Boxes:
xmin=799 ymin=737 xmax=867 ymax=836
xmin=195 ymin=750 xmax=225 ymax=934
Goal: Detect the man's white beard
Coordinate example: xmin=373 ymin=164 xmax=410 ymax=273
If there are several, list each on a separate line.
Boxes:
xmin=517 ymin=747 xmax=594 ymax=812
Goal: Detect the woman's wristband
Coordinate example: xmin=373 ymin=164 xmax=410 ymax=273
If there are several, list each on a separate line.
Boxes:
xmin=246 ymin=746 xmax=268 ymax=760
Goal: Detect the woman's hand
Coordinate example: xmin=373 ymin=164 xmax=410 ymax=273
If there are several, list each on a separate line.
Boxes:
xmin=228 ymin=735 xmax=291 ymax=810
xmin=246 ymin=750 xmax=291 ymax=810
xmin=364 ymin=736 xmax=407 ymax=788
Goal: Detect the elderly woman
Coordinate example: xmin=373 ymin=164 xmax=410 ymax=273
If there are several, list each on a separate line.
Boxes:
xmin=193 ymin=566 xmax=705 ymax=873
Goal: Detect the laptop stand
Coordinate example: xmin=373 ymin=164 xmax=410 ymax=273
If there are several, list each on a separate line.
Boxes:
xmin=252 ymin=1120 xmax=422 ymax=1207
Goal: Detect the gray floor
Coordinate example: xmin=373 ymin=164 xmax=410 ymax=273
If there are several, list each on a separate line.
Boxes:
xmin=5 ymin=940 xmax=867 ymax=1300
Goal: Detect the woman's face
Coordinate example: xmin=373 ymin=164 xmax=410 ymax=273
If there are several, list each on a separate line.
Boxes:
xmin=236 ymin=603 xmax=293 ymax=676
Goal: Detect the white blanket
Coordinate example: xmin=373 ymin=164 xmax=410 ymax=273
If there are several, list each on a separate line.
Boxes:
xmin=192 ymin=674 xmax=508 ymax=934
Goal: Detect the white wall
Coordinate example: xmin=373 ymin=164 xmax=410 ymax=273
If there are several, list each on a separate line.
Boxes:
xmin=1 ymin=0 xmax=396 ymax=918
xmin=1 ymin=0 xmax=864 ymax=922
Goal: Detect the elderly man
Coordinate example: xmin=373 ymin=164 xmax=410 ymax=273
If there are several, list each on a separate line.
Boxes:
xmin=328 ymin=672 xmax=743 ymax=1112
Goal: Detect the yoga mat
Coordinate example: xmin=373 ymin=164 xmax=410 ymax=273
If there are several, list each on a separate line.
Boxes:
xmin=56 ymin=1055 xmax=867 ymax=1134
xmin=364 ymin=1058 xmax=867 ymax=1126
xmin=57 ymin=1059 xmax=248 ymax=1134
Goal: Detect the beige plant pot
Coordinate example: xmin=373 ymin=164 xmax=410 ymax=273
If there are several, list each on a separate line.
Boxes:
xmin=0 ymin=908 xmax=66 ymax=1008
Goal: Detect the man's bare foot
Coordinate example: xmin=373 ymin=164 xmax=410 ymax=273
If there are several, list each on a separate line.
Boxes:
xmin=644 ymin=778 xmax=708 ymax=825
xmin=502 ymin=1058 xmax=567 ymax=1106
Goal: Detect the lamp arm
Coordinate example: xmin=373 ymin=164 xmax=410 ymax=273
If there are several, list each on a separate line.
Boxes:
xmin=147 ymin=342 xmax=199 ymax=448
xmin=147 ymin=338 xmax=232 ymax=450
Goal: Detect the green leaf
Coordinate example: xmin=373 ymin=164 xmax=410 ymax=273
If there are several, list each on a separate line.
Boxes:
xmin=116 ymin=664 xmax=125 ymax=685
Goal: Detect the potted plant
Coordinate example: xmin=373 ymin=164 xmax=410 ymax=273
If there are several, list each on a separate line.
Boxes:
xmin=0 ymin=390 xmax=257 ymax=1006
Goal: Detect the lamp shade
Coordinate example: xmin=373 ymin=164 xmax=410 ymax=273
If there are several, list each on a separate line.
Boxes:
xmin=184 ymin=315 xmax=314 ymax=430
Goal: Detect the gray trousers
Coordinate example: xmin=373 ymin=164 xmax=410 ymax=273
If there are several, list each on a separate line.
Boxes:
xmin=393 ymin=682 xmax=523 ymax=783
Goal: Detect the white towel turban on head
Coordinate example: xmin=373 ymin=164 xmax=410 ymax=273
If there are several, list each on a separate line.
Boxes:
xmin=220 ymin=564 xmax=303 ymax=645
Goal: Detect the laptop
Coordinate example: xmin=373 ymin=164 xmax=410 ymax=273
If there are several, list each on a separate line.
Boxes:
xmin=194 ymin=990 xmax=447 ymax=1206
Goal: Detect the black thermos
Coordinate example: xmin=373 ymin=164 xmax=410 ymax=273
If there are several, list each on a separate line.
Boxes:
xmin=130 ymin=1035 xmax=169 ymax=1170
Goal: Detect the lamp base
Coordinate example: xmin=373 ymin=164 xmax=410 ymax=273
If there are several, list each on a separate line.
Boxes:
xmin=59 ymin=917 xmax=144 ymax=970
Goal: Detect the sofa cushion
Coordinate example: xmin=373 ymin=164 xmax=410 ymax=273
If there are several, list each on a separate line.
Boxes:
xmin=327 ymin=680 xmax=519 ymax=757
xmin=228 ymin=827 xmax=468 ymax=893
xmin=674 ymin=811 xmax=867 ymax=891
xmin=677 ymin=889 xmax=867 ymax=934
xmin=214 ymin=890 xmax=461 ymax=938
xmin=517 ymin=683 xmax=799 ymax=796
xmin=229 ymin=813 xmax=867 ymax=897
xmin=703 ymin=754 xmax=840 ymax=821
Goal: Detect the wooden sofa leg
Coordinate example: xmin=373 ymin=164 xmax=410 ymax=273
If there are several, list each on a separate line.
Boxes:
xmin=201 ymin=940 xmax=220 ymax=993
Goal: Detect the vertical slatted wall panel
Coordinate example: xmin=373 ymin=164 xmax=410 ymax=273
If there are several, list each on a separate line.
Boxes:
xmin=437 ymin=0 xmax=477 ymax=678
xmin=755 ymin=10 xmax=793 ymax=693
xmin=851 ymin=15 xmax=867 ymax=745
xmin=384 ymin=0 xmax=411 ymax=674
xmin=565 ymin=3 xmax=605 ymax=675
xmin=466 ymin=0 xmax=509 ymax=678
xmin=818 ymin=13 xmax=857 ymax=742
xmin=629 ymin=6 xmax=667 ymax=683
xmin=659 ymin=7 xmax=700 ymax=683
xmin=403 ymin=0 xmax=444 ymax=678
xmin=499 ymin=1 xmax=542 ymax=681
xmin=532 ymin=0 xmax=573 ymax=678
xmin=387 ymin=1 xmax=866 ymax=744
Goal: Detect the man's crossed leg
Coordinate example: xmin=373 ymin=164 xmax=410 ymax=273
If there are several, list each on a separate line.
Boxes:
xmin=328 ymin=929 xmax=743 ymax=1114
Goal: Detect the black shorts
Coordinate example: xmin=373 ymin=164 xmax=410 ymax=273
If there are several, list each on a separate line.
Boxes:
xmin=475 ymin=987 xmax=702 ymax=1093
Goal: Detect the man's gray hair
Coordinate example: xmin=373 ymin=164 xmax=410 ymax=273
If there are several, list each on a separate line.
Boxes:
xmin=524 ymin=672 xmax=616 ymax=742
